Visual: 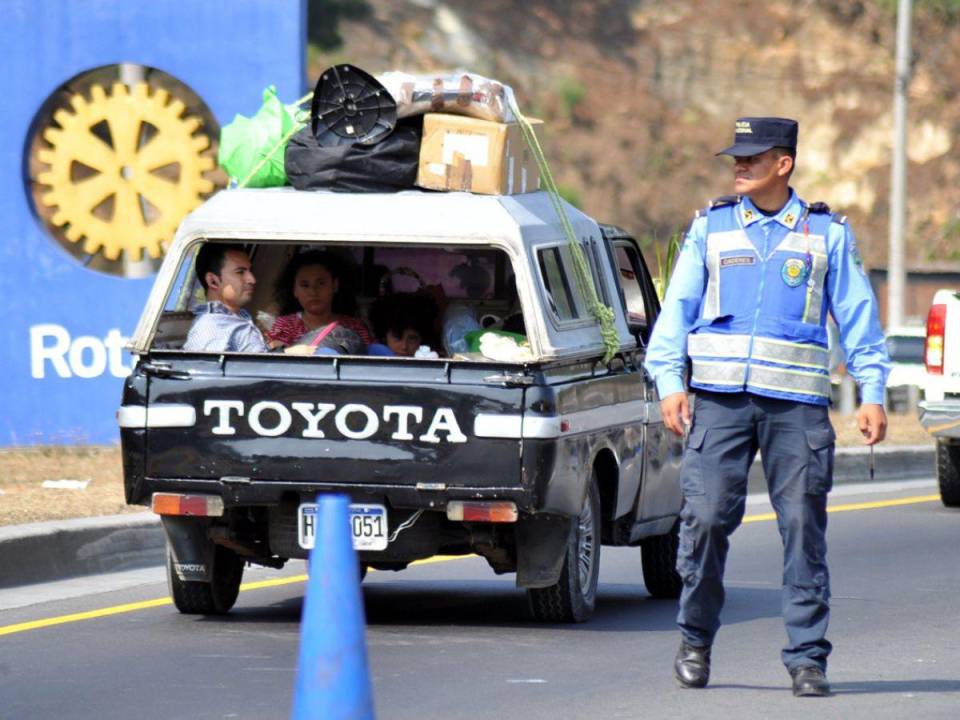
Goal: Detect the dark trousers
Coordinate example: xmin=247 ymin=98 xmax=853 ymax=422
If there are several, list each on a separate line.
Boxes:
xmin=676 ymin=391 xmax=835 ymax=671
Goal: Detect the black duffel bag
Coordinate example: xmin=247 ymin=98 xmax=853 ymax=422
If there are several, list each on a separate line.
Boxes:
xmin=285 ymin=117 xmax=423 ymax=193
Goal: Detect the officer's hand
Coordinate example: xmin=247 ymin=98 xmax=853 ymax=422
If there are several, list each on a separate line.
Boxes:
xmin=857 ymin=403 xmax=887 ymax=445
xmin=661 ymin=392 xmax=690 ymax=437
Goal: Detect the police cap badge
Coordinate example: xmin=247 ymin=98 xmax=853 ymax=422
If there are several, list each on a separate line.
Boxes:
xmin=717 ymin=117 xmax=798 ymax=157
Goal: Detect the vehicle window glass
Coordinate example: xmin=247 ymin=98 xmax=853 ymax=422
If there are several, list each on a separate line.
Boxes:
xmin=614 ymin=244 xmax=648 ymax=326
xmin=885 ymin=335 xmax=924 ymax=363
xmin=538 ymin=246 xmax=580 ymax=321
xmin=164 ymin=245 xmax=203 ymax=312
xmin=152 ymin=241 xmax=519 ymax=356
xmin=371 ymin=247 xmax=501 ymax=300
xmin=587 ymin=240 xmax=611 ymax=308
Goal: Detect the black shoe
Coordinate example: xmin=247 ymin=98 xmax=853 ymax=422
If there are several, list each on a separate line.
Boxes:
xmin=674 ymin=641 xmax=711 ymax=688
xmin=790 ymin=665 xmax=831 ymax=697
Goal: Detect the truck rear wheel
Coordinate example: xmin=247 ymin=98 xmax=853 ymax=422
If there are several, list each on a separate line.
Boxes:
xmin=640 ymin=519 xmax=683 ymax=598
xmin=167 ymin=544 xmax=245 ymax=615
xmin=527 ymin=476 xmax=601 ymax=623
xmin=937 ymin=439 xmax=960 ymax=507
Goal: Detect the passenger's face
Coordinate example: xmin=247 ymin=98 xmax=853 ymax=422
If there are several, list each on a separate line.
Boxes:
xmin=209 ymin=250 xmax=256 ymax=311
xmin=732 ymin=150 xmax=789 ymax=196
xmin=294 ymin=264 xmax=338 ymax=318
xmin=386 ymin=327 xmax=421 ymax=357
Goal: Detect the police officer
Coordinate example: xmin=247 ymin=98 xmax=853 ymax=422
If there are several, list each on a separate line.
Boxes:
xmin=646 ymin=117 xmax=891 ymax=697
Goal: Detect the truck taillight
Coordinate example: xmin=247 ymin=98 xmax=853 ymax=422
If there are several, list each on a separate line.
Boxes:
xmin=446 ymin=501 xmax=518 ymax=523
xmin=925 ymin=303 xmax=947 ymax=374
xmin=152 ymin=493 xmax=224 ymax=517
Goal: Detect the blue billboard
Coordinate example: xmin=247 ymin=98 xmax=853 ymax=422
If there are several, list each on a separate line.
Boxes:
xmin=1 ymin=0 xmax=306 ymax=444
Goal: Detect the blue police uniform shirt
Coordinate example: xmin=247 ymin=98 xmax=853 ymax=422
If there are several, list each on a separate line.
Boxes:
xmin=646 ymin=190 xmax=891 ymax=405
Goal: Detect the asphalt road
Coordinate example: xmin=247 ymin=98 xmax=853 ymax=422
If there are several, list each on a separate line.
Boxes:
xmin=1 ymin=479 xmax=958 ymax=720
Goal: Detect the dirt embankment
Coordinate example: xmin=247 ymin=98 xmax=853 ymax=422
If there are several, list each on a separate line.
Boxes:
xmin=312 ymin=0 xmax=960 ymax=265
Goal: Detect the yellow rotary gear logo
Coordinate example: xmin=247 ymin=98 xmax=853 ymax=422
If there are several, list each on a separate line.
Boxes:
xmin=36 ymin=82 xmax=215 ymax=262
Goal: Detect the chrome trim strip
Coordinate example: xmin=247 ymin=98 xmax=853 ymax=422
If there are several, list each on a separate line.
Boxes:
xmin=474 ymin=401 xmax=646 ymax=439
xmin=522 ymin=415 xmax=564 ymax=438
xmin=473 ymin=414 xmax=523 ymax=439
xmin=117 ymin=406 xmax=146 ymax=429
xmin=561 ymin=400 xmax=646 ymax=435
xmin=918 ymin=402 xmax=960 ymax=439
xmin=117 ymin=404 xmax=197 ymax=429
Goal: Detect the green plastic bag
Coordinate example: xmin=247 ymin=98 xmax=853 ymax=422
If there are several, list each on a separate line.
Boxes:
xmin=218 ymin=86 xmax=304 ymax=187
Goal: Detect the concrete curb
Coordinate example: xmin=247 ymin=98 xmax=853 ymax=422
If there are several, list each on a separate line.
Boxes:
xmin=747 ymin=444 xmax=936 ymax=492
xmin=0 ymin=445 xmax=937 ymax=590
xmin=0 ymin=512 xmax=164 ymax=589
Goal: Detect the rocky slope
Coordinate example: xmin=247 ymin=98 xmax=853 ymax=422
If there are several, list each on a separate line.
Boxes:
xmin=309 ymin=0 xmax=960 ymax=267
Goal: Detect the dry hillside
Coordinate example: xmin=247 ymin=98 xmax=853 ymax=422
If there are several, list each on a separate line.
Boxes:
xmin=309 ymin=0 xmax=960 ymax=266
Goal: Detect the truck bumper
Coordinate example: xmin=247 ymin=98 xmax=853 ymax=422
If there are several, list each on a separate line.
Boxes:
xmin=135 ymin=477 xmax=538 ymax=514
xmin=919 ymin=401 xmax=960 ymax=439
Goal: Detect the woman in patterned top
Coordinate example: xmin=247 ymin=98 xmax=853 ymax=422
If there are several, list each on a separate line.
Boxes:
xmin=268 ymin=250 xmax=372 ymax=348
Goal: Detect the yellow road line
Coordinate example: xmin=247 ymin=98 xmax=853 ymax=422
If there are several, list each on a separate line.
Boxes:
xmin=0 ymin=556 xmax=467 ymax=637
xmin=235 ymin=574 xmax=308 ymax=592
xmin=742 ymin=493 xmax=941 ymax=524
xmin=0 ymin=496 xmax=940 ymax=638
xmin=0 ymin=597 xmax=172 ymax=636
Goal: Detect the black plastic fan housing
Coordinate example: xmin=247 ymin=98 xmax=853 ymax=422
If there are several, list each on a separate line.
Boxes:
xmin=310 ymin=64 xmax=397 ymax=147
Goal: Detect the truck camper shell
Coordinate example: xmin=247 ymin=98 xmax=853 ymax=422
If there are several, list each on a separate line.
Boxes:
xmin=130 ymin=188 xmax=635 ymax=362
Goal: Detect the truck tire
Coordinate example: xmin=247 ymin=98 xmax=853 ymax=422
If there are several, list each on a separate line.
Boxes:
xmin=640 ymin=519 xmax=683 ymax=599
xmin=527 ymin=476 xmax=601 ymax=623
xmin=937 ymin=440 xmax=960 ymax=508
xmin=167 ymin=544 xmax=244 ymax=615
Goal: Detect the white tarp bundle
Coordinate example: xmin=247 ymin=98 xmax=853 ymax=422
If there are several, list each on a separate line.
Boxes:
xmin=377 ymin=71 xmax=518 ymax=123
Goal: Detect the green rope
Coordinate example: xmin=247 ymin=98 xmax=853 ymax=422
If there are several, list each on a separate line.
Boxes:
xmin=237 ymin=91 xmax=314 ymax=189
xmin=509 ymin=101 xmax=621 ymax=364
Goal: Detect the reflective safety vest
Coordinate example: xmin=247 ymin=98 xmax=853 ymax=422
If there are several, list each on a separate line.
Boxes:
xmin=688 ymin=200 xmax=835 ymax=405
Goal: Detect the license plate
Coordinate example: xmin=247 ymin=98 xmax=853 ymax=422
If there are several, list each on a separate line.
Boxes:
xmin=298 ymin=503 xmax=388 ymax=551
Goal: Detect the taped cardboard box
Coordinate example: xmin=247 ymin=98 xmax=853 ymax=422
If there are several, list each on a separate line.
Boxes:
xmin=416 ymin=113 xmax=542 ymax=195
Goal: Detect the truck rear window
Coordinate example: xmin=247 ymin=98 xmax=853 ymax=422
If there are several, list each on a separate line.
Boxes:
xmin=152 ymin=241 xmax=521 ymax=359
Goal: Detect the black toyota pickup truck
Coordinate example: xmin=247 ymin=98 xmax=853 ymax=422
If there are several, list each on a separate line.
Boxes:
xmin=118 ymin=188 xmax=683 ymax=622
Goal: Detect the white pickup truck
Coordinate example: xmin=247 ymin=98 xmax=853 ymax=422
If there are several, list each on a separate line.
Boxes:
xmin=919 ymin=289 xmax=960 ymax=506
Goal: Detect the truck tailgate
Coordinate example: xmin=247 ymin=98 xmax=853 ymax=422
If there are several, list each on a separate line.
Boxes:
xmin=142 ymin=356 xmax=526 ymax=489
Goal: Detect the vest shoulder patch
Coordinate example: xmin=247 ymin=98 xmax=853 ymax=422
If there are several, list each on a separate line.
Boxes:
xmin=807 ymin=201 xmax=832 ymax=214
xmin=831 ymin=212 xmax=847 ymax=224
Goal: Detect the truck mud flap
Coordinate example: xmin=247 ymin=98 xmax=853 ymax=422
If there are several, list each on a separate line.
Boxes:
xmin=515 ymin=513 xmax=572 ymax=589
xmin=161 ymin=516 xmax=214 ymax=583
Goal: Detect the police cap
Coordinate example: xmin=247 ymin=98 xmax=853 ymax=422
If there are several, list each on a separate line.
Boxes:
xmin=716 ymin=117 xmax=798 ymax=157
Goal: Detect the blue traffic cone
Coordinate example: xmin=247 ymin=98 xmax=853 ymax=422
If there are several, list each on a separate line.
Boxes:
xmin=292 ymin=494 xmax=375 ymax=720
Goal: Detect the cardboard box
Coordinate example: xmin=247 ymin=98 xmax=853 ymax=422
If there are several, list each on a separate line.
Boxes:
xmin=416 ymin=113 xmax=543 ymax=195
